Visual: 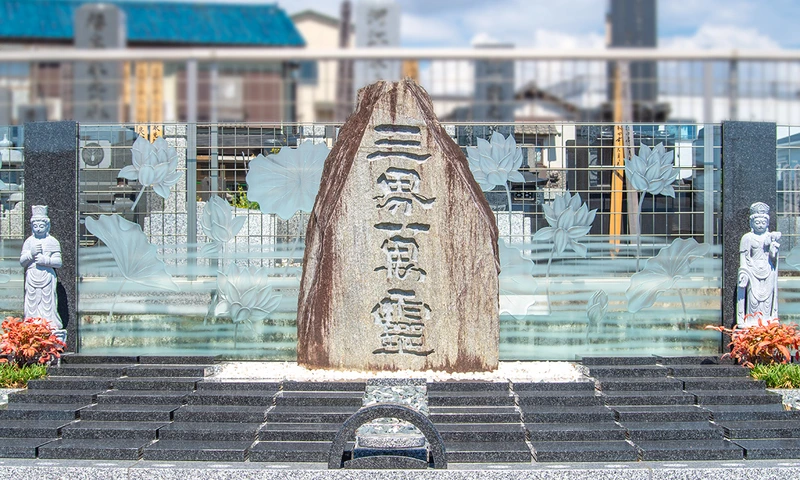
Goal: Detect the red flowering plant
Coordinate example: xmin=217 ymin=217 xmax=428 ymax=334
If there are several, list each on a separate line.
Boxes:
xmin=706 ymin=313 xmax=800 ymax=368
xmin=0 ymin=317 xmax=66 ymax=366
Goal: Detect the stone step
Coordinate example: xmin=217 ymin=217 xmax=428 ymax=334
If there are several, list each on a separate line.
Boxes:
xmin=0 ymin=437 xmax=57 ymax=458
xmin=79 ymin=404 xmax=181 ymax=422
xmin=26 ymin=376 xmax=114 ymax=391
xmin=429 ymin=406 xmax=520 ymax=423
xmin=612 ymin=405 xmax=711 ymax=423
xmin=60 ymin=420 xmax=168 ymax=440
xmin=174 ymin=405 xmax=270 ymax=423
xmin=275 ymin=391 xmax=363 ymax=407
xmin=124 ymin=365 xmax=217 ymax=378
xmin=444 ymin=442 xmax=531 ymax=463
xmin=597 ymin=378 xmax=684 ymax=392
xmin=282 ymin=381 xmax=366 ymax=392
xmin=137 ymin=356 xmax=218 ymax=365
xmin=7 ymin=389 xmax=99 ymax=405
xmin=426 ymin=381 xmax=509 ymax=392
xmin=258 ymin=422 xmax=340 ymax=442
xmin=47 ymin=365 xmax=131 ymax=377
xmin=186 ymin=390 xmax=277 ymax=407
xmin=600 ymin=391 xmax=696 ymax=406
xmin=581 ymin=356 xmax=658 ymax=366
xmin=678 ymin=376 xmax=766 ymax=390
xmin=521 ymin=406 xmax=616 ymax=424
xmin=37 ymin=438 xmax=151 ymax=460
xmin=249 ymin=441 xmax=333 ymax=463
xmin=196 ymin=381 xmax=282 ymax=391
xmin=436 ymin=423 xmax=526 ymax=443
xmin=526 ymin=422 xmax=626 ymax=442
xmin=265 ymin=406 xmax=359 ymax=424
xmin=586 ymin=365 xmax=668 ymax=378
xmin=667 ymin=365 xmax=750 ymax=378
xmin=427 ymin=391 xmax=515 ymax=407
xmin=622 ymin=421 xmax=723 ymax=441
xmin=635 ymin=439 xmax=744 ymax=461
xmin=61 ymin=355 xmax=138 ymax=365
xmin=704 ymin=404 xmax=800 ymax=421
xmin=516 ymin=391 xmax=603 ymax=407
xmin=0 ymin=403 xmax=83 ymax=421
xmin=733 ymin=439 xmax=800 ymax=459
xmin=512 ymin=381 xmax=595 ymax=392
xmin=113 ymin=377 xmax=202 ymax=391
xmin=654 ymin=355 xmax=722 ymax=365
xmin=95 ymin=390 xmax=190 ymax=405
xmin=530 ymin=440 xmax=639 ymax=462
xmin=142 ymin=439 xmax=252 ymax=462
xmin=0 ymin=420 xmax=76 ymax=438
xmin=689 ymin=390 xmax=783 ymax=405
xmin=157 ymin=422 xmax=261 ymax=442
xmin=718 ymin=420 xmax=800 ymax=439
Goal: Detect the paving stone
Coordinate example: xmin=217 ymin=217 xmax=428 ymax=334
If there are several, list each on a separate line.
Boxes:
xmin=186 ymin=390 xmax=277 ymax=407
xmin=601 ymin=391 xmax=696 ymax=406
xmin=137 ymin=355 xmax=218 ymax=365
xmin=142 ymin=440 xmax=251 ymax=461
xmin=79 ymin=404 xmax=180 ymax=422
xmin=678 ymin=376 xmax=766 ymax=390
xmin=174 ymin=405 xmax=269 ymax=423
xmin=265 ymin=406 xmax=359 ymax=424
xmin=521 ymin=406 xmax=616 ymax=423
xmin=96 ymin=390 xmax=189 ymax=405
xmin=61 ymin=355 xmax=138 ymax=364
xmin=124 ymin=365 xmax=216 ymax=378
xmin=196 ymin=381 xmax=282 ymax=391
xmin=531 ymin=440 xmax=638 ymax=462
xmin=26 ymin=376 xmax=114 ymax=391
xmin=47 ymin=365 xmax=131 ymax=377
xmin=718 ymin=420 xmax=800 ymax=439
xmin=7 ymin=389 xmax=99 ymax=404
xmin=586 ymin=365 xmax=668 ymax=378
xmin=436 ymin=423 xmax=526 ymax=442
xmin=157 ymin=422 xmax=260 ymax=442
xmin=0 ymin=420 xmax=75 ymax=438
xmin=61 ymin=421 xmax=168 ymax=440
xmin=444 ymin=442 xmax=531 ymax=463
xmin=622 ymin=421 xmax=723 ymax=441
xmin=275 ymin=391 xmax=364 ymax=407
xmin=428 ymin=391 xmax=515 ymax=407
xmin=597 ymin=378 xmax=684 ymax=392
xmin=689 ymin=390 xmax=783 ymax=405
xmin=249 ymin=441 xmax=332 ymax=462
xmin=282 ymin=381 xmax=366 ymax=391
xmin=429 ymin=406 xmax=520 ymax=423
xmin=667 ymin=365 xmax=750 ymax=377
xmin=426 ymin=381 xmax=509 ymax=392
xmin=704 ymin=404 xmax=800 ymax=421
xmin=512 ymin=381 xmax=595 ymax=392
xmin=654 ymin=355 xmax=721 ymax=365
xmin=733 ymin=439 xmax=800 ymax=459
xmin=37 ymin=438 xmax=151 ymax=460
xmin=0 ymin=437 xmax=57 ymax=458
xmin=612 ymin=405 xmax=711 ymax=423
xmin=113 ymin=377 xmax=202 ymax=391
xmin=516 ymin=390 xmax=603 ymax=407
xmin=258 ymin=422 xmax=340 ymax=441
xmin=526 ymin=422 xmax=625 ymax=441
xmin=582 ymin=356 xmax=658 ymax=365
xmin=636 ymin=439 xmax=744 ymax=461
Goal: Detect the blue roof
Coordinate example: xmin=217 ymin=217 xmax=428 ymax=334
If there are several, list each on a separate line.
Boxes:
xmin=0 ymin=0 xmax=305 ymax=47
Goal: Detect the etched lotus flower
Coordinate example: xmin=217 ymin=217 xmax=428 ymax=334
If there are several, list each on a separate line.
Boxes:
xmin=627 ymin=238 xmax=710 ymax=313
xmin=246 ymin=140 xmax=329 ymax=220
xmin=467 ymin=131 xmax=525 ymax=192
xmin=533 ymin=191 xmax=596 ymax=257
xmin=214 ymin=263 xmax=282 ymax=324
xmin=625 ymin=142 xmax=678 ymax=198
xmin=200 ymin=195 xmax=247 ymax=257
xmin=587 ymin=290 xmax=608 ymax=335
xmin=118 ymin=136 xmax=182 ymax=211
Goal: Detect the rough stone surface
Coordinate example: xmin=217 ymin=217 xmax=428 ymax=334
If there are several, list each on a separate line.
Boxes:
xmin=297 ymin=79 xmax=499 ymax=372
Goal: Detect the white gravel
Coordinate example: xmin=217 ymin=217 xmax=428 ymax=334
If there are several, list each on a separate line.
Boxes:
xmin=210 ymin=361 xmax=585 ymax=383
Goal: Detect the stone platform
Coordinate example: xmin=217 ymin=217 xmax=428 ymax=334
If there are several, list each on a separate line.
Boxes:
xmin=1 ymin=355 xmax=799 ymax=468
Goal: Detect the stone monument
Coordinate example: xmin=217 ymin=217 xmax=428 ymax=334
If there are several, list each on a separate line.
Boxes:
xmin=297 ymin=79 xmax=500 ymax=372
xmin=20 ymin=205 xmax=64 ymax=334
xmin=737 ymin=202 xmax=781 ymax=326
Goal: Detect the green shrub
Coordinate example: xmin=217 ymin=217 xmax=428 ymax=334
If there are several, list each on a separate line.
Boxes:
xmin=750 ymin=363 xmax=800 ymax=389
xmin=0 ymin=363 xmax=48 ymax=388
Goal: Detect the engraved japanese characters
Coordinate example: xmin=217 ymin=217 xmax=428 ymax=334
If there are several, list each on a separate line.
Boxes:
xmin=297 ymin=79 xmax=500 ymax=372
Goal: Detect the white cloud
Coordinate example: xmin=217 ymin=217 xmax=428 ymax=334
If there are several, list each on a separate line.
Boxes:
xmin=402 ymin=13 xmax=464 ymax=46
xmin=530 ymin=30 xmax=605 ymax=50
xmin=662 ymin=24 xmax=781 ymax=50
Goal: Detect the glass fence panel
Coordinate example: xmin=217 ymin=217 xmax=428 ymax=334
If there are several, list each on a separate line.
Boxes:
xmin=0 ymin=125 xmax=25 ymax=318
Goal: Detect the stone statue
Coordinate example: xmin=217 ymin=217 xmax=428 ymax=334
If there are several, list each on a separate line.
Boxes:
xmin=737 ymin=202 xmax=781 ymax=327
xmin=20 ymin=205 xmax=63 ymax=331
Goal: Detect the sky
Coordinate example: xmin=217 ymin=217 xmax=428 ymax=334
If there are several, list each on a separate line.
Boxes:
xmin=268 ymin=0 xmax=796 ymax=50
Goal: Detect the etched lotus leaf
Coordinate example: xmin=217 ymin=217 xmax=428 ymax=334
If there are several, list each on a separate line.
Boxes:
xmin=246 ymin=140 xmax=329 ymax=220
xmin=587 ymin=290 xmax=609 ymax=329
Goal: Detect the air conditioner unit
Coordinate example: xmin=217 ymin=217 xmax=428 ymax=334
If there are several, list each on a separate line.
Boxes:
xmin=79 ymin=140 xmax=112 ymax=169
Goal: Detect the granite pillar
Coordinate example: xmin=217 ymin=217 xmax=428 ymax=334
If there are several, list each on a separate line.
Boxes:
xmin=23 ymin=121 xmax=79 ymax=351
xmin=721 ymin=121 xmax=777 ymax=334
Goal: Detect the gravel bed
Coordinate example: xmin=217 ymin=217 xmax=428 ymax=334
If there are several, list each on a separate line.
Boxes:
xmin=769 ymin=388 xmax=800 ymax=409
xmin=210 ymin=361 xmax=584 ymax=383
xmin=0 ymin=387 xmax=22 ymax=405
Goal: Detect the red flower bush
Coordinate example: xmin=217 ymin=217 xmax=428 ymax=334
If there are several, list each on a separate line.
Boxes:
xmin=0 ymin=317 xmax=65 ymax=365
xmin=707 ymin=314 xmax=800 ymax=368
